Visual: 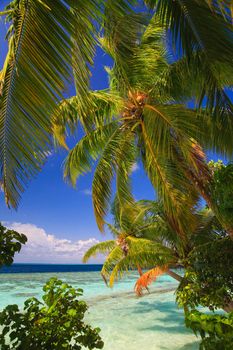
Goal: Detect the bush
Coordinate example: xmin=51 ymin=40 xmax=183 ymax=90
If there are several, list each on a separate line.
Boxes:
xmin=176 ymin=237 xmax=233 ymax=311
xmin=185 ymin=310 xmax=233 ymax=350
xmin=0 ymin=223 xmax=27 ymax=267
xmin=0 ymin=278 xmax=104 ymax=350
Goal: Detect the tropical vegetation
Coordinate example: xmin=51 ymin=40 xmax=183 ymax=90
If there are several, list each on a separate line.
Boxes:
xmin=83 ymin=199 xmax=217 ymax=290
xmin=0 ymin=222 xmax=27 ymax=267
xmin=1 ymin=0 xmax=233 ymax=349
xmin=54 ymin=9 xmax=233 ymax=241
xmin=0 ymin=278 xmax=104 ymax=350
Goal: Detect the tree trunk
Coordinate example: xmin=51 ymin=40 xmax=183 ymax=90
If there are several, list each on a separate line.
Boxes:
xmin=223 ymin=301 xmax=233 ymax=313
xmin=167 ymin=269 xmax=183 ymax=282
xmin=137 ymin=265 xmax=143 ymax=276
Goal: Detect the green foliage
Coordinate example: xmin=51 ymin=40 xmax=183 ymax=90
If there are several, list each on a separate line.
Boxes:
xmin=176 ymin=226 xmax=233 ymax=349
xmin=0 ymin=278 xmax=104 ymax=350
xmin=185 ymin=310 xmax=233 ymax=350
xmin=176 ymin=237 xmax=233 ymax=310
xmin=209 ymin=161 xmax=233 ymax=226
xmin=0 ymin=223 xmax=27 ymax=267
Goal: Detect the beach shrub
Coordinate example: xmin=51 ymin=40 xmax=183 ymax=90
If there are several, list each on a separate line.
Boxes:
xmin=0 ymin=223 xmax=27 ymax=267
xmin=0 ymin=278 xmax=104 ymax=350
xmin=185 ymin=310 xmax=233 ymax=350
xmin=176 ymin=237 xmax=233 ymax=349
xmin=209 ymin=161 xmax=233 ymax=228
xmin=176 ymin=237 xmax=233 ymax=311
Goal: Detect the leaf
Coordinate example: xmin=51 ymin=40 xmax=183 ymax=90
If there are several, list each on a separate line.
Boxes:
xmin=0 ymin=0 xmax=99 ymax=208
xmin=82 ymin=240 xmax=116 ymax=263
xmin=134 ymin=265 xmax=168 ymax=296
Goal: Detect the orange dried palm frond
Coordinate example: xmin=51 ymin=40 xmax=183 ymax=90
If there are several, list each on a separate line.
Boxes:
xmin=134 ymin=265 xmax=168 ymax=296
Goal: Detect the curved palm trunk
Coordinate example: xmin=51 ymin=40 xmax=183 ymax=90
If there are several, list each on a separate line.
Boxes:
xmin=167 ymin=269 xmax=183 ymax=282
xmin=137 ymin=265 xmax=143 ymax=276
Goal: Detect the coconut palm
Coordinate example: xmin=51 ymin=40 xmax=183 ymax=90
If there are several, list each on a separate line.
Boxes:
xmin=57 ymin=12 xmax=233 ymax=238
xmin=83 ymin=199 xmax=179 ymax=287
xmin=83 ymin=199 xmax=221 ymax=295
xmin=1 ymin=0 xmax=233 ymax=210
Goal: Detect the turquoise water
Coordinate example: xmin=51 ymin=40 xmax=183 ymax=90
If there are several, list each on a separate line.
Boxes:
xmin=0 ymin=270 xmax=200 ymax=349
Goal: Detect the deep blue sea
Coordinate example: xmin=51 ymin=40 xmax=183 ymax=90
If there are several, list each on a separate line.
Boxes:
xmin=0 ymin=263 xmax=103 ymax=274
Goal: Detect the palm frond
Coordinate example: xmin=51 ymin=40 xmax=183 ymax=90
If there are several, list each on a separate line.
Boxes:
xmin=108 ymin=238 xmax=174 ymax=286
xmin=0 ymin=0 xmax=98 ymax=207
xmin=115 ymin=132 xmax=136 ymax=216
xmin=101 ymin=245 xmax=124 ymax=278
xmin=70 ymin=0 xmax=99 ymax=99
xmin=140 ymin=118 xmax=196 ymax=239
xmin=82 ymin=240 xmax=116 ymax=263
xmin=53 ymin=90 xmax=123 ymax=148
xmin=64 ymin=122 xmax=119 ymax=185
xmin=134 ymin=265 xmax=168 ymax=296
xmin=92 ymin=128 xmax=128 ymax=231
xmin=144 ymin=0 xmax=233 ymax=61
xmin=102 ymin=8 xmax=149 ymax=94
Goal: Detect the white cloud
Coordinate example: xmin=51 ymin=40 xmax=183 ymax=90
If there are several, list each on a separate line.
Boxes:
xmin=131 ymin=162 xmax=139 ymax=173
xmin=81 ymin=189 xmax=92 ymax=196
xmin=4 ymin=222 xmax=100 ymax=264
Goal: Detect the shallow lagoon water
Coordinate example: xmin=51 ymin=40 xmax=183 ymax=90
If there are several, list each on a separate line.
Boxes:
xmin=0 ymin=270 xmax=200 ymax=349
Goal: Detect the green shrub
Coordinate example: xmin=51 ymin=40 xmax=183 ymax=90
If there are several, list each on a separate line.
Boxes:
xmin=0 ymin=278 xmax=104 ymax=350
xmin=0 ymin=223 xmax=27 ymax=267
xmin=185 ymin=310 xmax=233 ymax=350
xmin=176 ymin=237 xmax=233 ymax=311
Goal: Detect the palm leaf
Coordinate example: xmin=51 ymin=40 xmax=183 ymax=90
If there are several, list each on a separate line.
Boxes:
xmin=92 ymin=128 xmax=125 ymax=231
xmin=140 ymin=118 xmax=196 ymax=239
xmin=64 ymin=122 xmax=119 ymax=185
xmin=134 ymin=265 xmax=168 ymax=296
xmin=109 ymin=238 xmax=174 ymax=286
xmin=144 ymin=0 xmax=233 ymax=61
xmin=53 ymin=90 xmax=123 ymax=148
xmin=82 ymin=240 xmax=116 ymax=263
xmin=0 ymin=0 xmax=99 ymax=207
xmin=101 ymin=245 xmax=124 ymax=278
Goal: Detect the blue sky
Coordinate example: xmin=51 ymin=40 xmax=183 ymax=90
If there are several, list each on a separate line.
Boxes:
xmin=0 ymin=1 xmax=229 ymax=263
xmin=0 ymin=1 xmax=156 ymax=263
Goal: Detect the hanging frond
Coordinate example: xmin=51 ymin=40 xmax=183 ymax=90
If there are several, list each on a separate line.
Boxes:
xmin=92 ymin=128 xmax=129 ymax=231
xmin=101 ymin=245 xmax=125 ymax=278
xmin=115 ymin=132 xmax=136 ymax=215
xmin=0 ymin=0 xmax=99 ymax=207
xmin=64 ymin=122 xmax=119 ymax=185
xmin=140 ymin=118 xmax=196 ymax=239
xmin=82 ymin=240 xmax=116 ymax=263
xmin=101 ymin=9 xmax=149 ymax=94
xmin=197 ymin=94 xmax=233 ymax=159
xmin=134 ymin=265 xmax=168 ymax=296
xmin=53 ymin=90 xmax=123 ymax=148
xmin=144 ymin=0 xmax=233 ymax=61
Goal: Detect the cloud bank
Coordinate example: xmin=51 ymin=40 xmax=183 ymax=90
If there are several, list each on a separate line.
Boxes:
xmin=5 ymin=222 xmax=100 ymax=264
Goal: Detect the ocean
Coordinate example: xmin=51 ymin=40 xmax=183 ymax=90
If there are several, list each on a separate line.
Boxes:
xmin=0 ymin=264 xmax=200 ymax=349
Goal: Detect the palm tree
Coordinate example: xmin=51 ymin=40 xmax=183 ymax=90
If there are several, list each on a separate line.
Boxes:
xmin=1 ymin=0 xmax=233 ymax=211
xmin=83 ymin=200 xmax=179 ymax=287
xmin=83 ymin=199 xmax=221 ymax=295
xmin=57 ymin=12 xmax=233 ymax=237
